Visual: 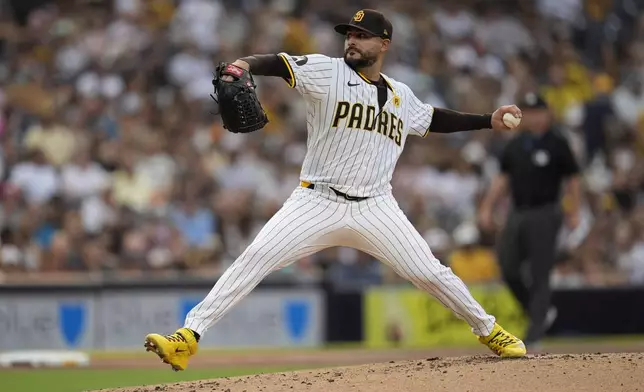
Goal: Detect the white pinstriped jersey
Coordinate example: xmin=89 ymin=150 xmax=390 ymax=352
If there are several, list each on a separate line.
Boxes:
xmin=182 ymin=55 xmax=499 ymax=343
xmin=278 ymin=52 xmax=435 ymax=197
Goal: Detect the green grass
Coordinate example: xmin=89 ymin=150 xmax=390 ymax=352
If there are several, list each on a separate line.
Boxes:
xmin=88 ymin=342 xmax=370 ymax=358
xmin=1 ymin=366 xmax=308 ymax=392
xmin=87 ymin=336 xmax=644 ymax=358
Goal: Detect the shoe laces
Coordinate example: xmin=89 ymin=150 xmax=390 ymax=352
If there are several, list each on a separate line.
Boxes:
xmin=166 ymin=333 xmax=187 ymax=343
xmin=488 ymin=330 xmax=518 ymax=348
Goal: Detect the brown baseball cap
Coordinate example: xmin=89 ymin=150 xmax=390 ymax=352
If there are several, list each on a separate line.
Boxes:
xmin=334 ymin=9 xmax=393 ymax=40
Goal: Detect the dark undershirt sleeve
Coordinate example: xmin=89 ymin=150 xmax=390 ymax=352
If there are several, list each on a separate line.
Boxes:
xmin=239 ymin=54 xmax=290 ymax=79
xmin=429 ymin=108 xmax=492 ymax=133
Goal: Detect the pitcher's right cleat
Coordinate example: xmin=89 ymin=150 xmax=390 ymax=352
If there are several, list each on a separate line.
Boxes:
xmin=478 ymin=323 xmax=527 ymax=358
xmin=144 ymin=328 xmax=199 ymax=371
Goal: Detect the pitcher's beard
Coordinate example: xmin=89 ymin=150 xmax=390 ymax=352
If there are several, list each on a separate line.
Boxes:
xmin=344 ymin=51 xmax=377 ymax=69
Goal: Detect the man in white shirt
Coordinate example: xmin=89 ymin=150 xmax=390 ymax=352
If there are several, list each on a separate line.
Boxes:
xmin=9 ymin=149 xmax=59 ymax=206
xmin=61 ymin=149 xmax=111 ymax=203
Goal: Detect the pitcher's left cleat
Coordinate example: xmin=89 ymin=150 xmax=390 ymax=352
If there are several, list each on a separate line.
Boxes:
xmin=144 ymin=328 xmax=199 ymax=371
xmin=478 ymin=323 xmax=527 ymax=358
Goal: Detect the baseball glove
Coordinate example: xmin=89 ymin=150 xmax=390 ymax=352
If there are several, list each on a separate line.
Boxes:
xmin=211 ymin=62 xmax=269 ymax=134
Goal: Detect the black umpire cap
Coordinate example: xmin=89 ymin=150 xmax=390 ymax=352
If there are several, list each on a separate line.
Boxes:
xmin=517 ymin=92 xmax=548 ymax=110
xmin=334 ymin=9 xmax=393 ymax=40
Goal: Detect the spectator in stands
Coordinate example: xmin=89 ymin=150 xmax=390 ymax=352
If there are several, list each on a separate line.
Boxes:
xmin=111 ymin=150 xmax=154 ymax=213
xmin=81 ymin=186 xmax=117 ymax=235
xmin=60 ymin=148 xmax=111 ymax=203
xmin=169 ymin=192 xmax=218 ymax=268
xmin=474 ymin=2 xmax=535 ymax=58
xmin=432 ymin=3 xmax=476 ymax=44
xmin=448 ymin=221 xmax=500 ymax=284
xmin=612 ymin=73 xmax=644 ymax=130
xmin=0 ymin=227 xmax=25 ymax=272
xmin=22 ymin=113 xmax=77 ymax=168
xmin=579 ymin=73 xmax=615 ymax=165
xmin=8 ymin=148 xmax=59 ymax=206
xmin=541 ymin=62 xmax=586 ymax=123
xmin=135 ymin=136 xmax=177 ymax=205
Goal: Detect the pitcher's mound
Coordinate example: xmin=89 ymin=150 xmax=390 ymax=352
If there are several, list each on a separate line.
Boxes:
xmin=97 ymin=353 xmax=643 ymax=392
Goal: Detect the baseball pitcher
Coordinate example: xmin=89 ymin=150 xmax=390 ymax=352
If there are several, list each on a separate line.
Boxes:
xmin=145 ymin=9 xmax=527 ymax=371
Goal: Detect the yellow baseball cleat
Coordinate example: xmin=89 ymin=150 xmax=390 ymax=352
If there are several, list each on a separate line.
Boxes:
xmin=478 ymin=323 xmax=527 ymax=358
xmin=144 ymin=328 xmax=199 ymax=371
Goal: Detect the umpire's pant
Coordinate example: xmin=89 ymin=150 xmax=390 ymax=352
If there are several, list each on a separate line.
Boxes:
xmin=496 ymin=203 xmax=563 ymax=344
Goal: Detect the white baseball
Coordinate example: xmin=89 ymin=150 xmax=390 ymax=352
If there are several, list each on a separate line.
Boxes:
xmin=502 ymin=113 xmax=521 ymax=129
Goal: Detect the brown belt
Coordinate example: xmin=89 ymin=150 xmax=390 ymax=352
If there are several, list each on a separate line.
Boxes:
xmin=300 ymin=181 xmax=368 ymax=202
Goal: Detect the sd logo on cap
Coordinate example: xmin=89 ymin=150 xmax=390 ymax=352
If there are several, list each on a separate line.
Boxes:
xmin=335 ymin=9 xmax=393 ymax=40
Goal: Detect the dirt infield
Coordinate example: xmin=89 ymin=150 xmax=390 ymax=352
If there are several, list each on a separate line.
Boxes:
xmin=95 ymin=352 xmax=644 ymax=392
xmin=90 ymin=342 xmax=644 ymax=392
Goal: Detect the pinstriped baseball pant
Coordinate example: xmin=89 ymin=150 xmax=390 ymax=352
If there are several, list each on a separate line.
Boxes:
xmin=184 ymin=185 xmax=496 ymax=337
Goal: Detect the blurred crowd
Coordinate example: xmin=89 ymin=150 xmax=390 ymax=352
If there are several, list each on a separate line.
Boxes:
xmin=1 ymin=0 xmax=644 ymax=288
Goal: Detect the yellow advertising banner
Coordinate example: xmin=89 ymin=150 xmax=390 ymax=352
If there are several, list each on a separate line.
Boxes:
xmin=363 ymin=284 xmax=527 ymax=348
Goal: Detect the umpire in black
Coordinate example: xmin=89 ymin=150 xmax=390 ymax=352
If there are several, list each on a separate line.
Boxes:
xmin=478 ymin=92 xmax=581 ymax=348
